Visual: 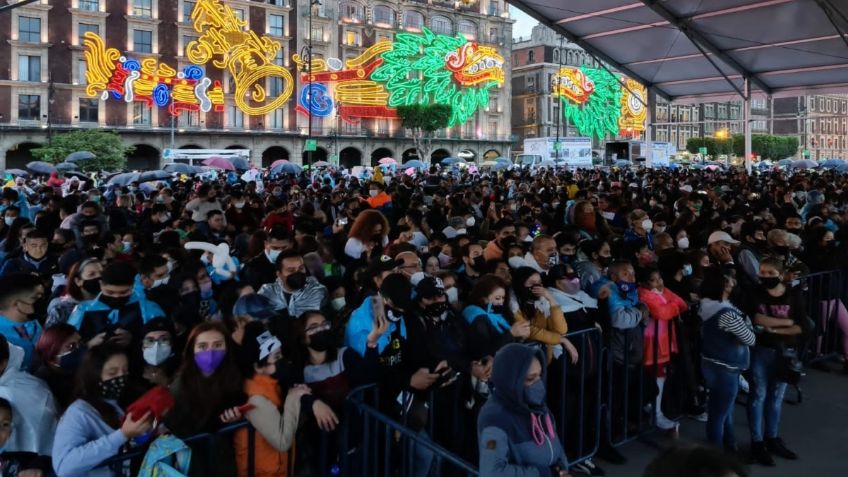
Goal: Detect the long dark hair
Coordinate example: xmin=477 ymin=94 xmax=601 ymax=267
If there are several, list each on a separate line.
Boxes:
xmin=175 ymin=322 xmax=244 ymax=429
xmin=511 ymin=266 xmax=541 ymax=318
xmin=467 ymin=274 xmax=514 ymax=323
xmin=73 ymin=344 xmax=126 ymax=429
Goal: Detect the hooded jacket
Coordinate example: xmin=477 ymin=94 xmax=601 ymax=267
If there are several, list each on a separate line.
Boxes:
xmin=258 ymin=276 xmax=327 ymax=319
xmin=0 ymin=344 xmax=58 ymax=456
xmin=478 ymin=344 xmax=567 ymax=477
xmin=67 ymin=291 xmax=165 ymax=341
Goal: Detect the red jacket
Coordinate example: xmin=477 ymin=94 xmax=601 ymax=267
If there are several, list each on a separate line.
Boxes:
xmin=638 ymin=287 xmax=688 ymax=366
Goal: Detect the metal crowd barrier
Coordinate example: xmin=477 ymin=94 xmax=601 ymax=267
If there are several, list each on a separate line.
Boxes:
xmin=799 ymin=269 xmax=847 ymax=364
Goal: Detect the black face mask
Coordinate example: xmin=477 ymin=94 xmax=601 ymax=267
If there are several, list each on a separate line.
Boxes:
xmin=371 ymin=233 xmax=383 ymax=244
xmin=99 ymin=375 xmax=126 ymax=400
xmin=82 ymin=278 xmax=101 ymax=296
xmin=471 ymin=256 xmax=486 ymax=271
xmin=99 ymin=294 xmax=129 ymax=309
xmin=286 ymin=272 xmax=307 ymax=290
xmin=772 ymin=245 xmax=790 ymax=256
xmin=147 ymin=285 xmax=180 ymax=312
xmin=597 ymin=256 xmax=613 ymax=267
xmin=489 ymin=304 xmax=506 ymax=315
xmin=760 ymin=276 xmax=782 ymax=290
xmin=755 ymin=239 xmax=768 ymax=249
xmin=307 ymin=329 xmax=334 ymax=352
xmin=423 ymin=302 xmax=448 ymax=319
xmin=498 ymin=236 xmax=516 ymax=249
xmin=58 ymin=347 xmax=85 ymax=371
xmin=83 ymin=234 xmax=99 ymax=244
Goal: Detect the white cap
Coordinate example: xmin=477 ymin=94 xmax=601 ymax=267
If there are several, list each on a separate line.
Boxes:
xmin=680 ymin=185 xmax=693 ymax=193
xmin=707 ymin=231 xmax=740 ymax=245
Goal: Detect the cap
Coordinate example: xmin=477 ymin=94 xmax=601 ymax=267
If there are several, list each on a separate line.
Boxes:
xmin=707 ymin=231 xmax=740 ymax=245
xmin=414 ymin=276 xmax=445 ymax=300
xmin=370 ymin=255 xmax=402 ymax=274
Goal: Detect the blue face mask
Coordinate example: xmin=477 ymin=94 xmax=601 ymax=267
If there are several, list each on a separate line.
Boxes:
xmin=683 ymin=264 xmax=693 ymax=276
xmin=616 ymin=281 xmax=636 ymax=293
xmin=525 ymin=380 xmax=546 ymax=408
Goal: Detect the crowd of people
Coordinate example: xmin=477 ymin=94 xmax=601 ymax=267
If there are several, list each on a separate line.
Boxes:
xmin=0 ymin=162 xmax=843 ymax=477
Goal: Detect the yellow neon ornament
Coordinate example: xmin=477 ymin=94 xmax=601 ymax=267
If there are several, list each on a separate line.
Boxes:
xmin=187 ymin=0 xmax=293 ymax=115
xmin=619 ymin=78 xmax=647 ymax=134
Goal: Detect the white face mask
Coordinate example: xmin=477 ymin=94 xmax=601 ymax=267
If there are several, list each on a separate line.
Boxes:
xmin=677 ymin=237 xmax=690 ymax=250
xmin=4 ymin=217 xmax=14 ymax=227
xmin=438 ymin=252 xmax=452 ymax=267
xmin=466 ymin=217 xmax=476 ymax=227
xmin=331 ymin=296 xmax=346 ymax=311
xmin=446 ymin=287 xmax=459 ymax=305
xmin=641 ymin=219 xmax=653 ymax=232
xmin=235 ymin=202 xmax=245 ymax=209
xmin=122 ymin=241 xmax=133 ymax=253
xmin=143 ymin=342 xmax=172 ymax=366
xmin=369 ymin=190 xmax=379 ymax=197
xmin=166 ymin=260 xmax=175 ymax=273
xmin=266 ymin=249 xmax=281 ymax=264
xmin=152 ymin=275 xmax=170 ymax=288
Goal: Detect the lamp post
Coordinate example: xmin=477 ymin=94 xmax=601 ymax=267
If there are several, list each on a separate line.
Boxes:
xmin=301 ymin=0 xmax=322 ymax=168
xmin=47 ymin=75 xmax=55 ymax=147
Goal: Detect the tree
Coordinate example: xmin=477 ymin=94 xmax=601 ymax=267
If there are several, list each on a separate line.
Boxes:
xmin=32 ymin=130 xmax=134 ymax=172
xmin=732 ymin=134 xmax=800 ymax=159
xmin=396 ymin=104 xmax=452 ymax=165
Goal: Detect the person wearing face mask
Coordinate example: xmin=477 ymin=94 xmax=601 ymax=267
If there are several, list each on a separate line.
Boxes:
xmin=477 ymin=343 xmax=569 ymax=477
xmin=456 ymin=243 xmax=486 ymax=294
xmin=185 ymin=184 xmax=223 ymax=222
xmin=225 ymin=191 xmax=259 ymax=234
xmin=575 ymin=239 xmax=613 ymax=297
xmin=258 ymin=250 xmax=327 ymax=319
xmin=295 ymin=311 xmax=383 ymax=474
xmin=166 ymin=322 xmax=246 ymax=477
xmin=34 ymin=323 xmax=85 ymax=411
xmin=463 ymin=275 xmax=529 ymax=362
xmin=0 ymin=230 xmax=58 ymax=281
xmin=511 ymin=267 xmax=570 ymax=365
xmin=0 ymin=274 xmax=45 ymax=372
xmin=364 ymin=181 xmax=392 ymax=210
xmin=736 ymin=222 xmax=767 ymax=289
xmin=233 ymin=321 xmax=308 ymax=477
xmin=68 ymin=262 xmax=165 ymax=349
xmin=52 ymin=344 xmax=151 ymax=477
xmin=138 ymin=256 xmax=180 ymax=317
xmin=554 ymin=234 xmax=578 ymax=267
xmin=0 ymin=396 xmax=54 ymax=476
xmin=744 ymin=258 xmax=810 ymax=466
xmin=47 ymin=258 xmax=103 ymax=328
xmin=520 ymin=235 xmax=558 ymax=275
xmin=242 ymin=227 xmax=293 ymax=290
xmin=138 ymin=319 xmax=179 ymax=388
xmin=624 ymin=209 xmax=655 ymax=250
xmin=483 ymin=219 xmax=517 ymax=261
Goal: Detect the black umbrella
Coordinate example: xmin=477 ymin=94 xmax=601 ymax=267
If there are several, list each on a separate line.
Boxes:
xmin=163 ymin=163 xmax=199 ymax=174
xmin=107 ymin=172 xmax=140 ymax=186
xmin=26 ymin=161 xmax=57 ymax=176
xmin=137 ymin=170 xmax=173 ymax=183
xmin=65 ymin=151 xmax=96 ymax=162
xmin=55 ymin=162 xmax=79 ymax=172
xmin=228 ymin=157 xmax=250 ymax=171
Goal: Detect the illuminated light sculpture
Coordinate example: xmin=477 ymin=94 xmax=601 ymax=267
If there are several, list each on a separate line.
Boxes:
xmin=83 ymin=0 xmax=292 ymax=116
xmin=618 ymin=78 xmax=647 ymax=135
xmin=552 ymin=66 xmax=649 ymax=140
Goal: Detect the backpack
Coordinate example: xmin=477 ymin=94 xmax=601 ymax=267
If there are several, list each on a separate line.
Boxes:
xmin=137 ymin=435 xmax=192 ymax=477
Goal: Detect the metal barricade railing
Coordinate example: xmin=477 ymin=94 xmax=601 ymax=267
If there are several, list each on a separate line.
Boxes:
xmin=342 ymin=384 xmax=479 ymax=477
xmin=800 ymin=269 xmax=847 ymax=365
xmin=554 ymin=327 xmax=604 ymax=466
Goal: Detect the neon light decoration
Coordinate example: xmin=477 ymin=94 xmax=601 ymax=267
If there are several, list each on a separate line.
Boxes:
xmin=83 ymin=0 xmax=293 ymax=116
xmin=552 ymin=66 xmax=648 ymax=140
xmin=294 ymin=28 xmax=504 ymax=127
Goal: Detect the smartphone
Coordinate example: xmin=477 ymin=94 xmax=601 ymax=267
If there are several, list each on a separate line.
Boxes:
xmin=337 ymin=217 xmax=348 ymax=226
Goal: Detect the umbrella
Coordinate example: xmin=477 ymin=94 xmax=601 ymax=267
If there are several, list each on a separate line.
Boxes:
xmin=138 ymin=170 xmax=173 ymax=183
xmin=269 ymin=159 xmax=293 ymax=169
xmin=401 ymin=160 xmax=426 ymax=170
xmin=65 ymin=151 xmax=96 ymax=162
xmin=3 ymin=169 xmax=28 ymax=177
xmin=494 ymin=157 xmax=512 ymax=166
xmin=63 ymin=171 xmax=87 ymax=180
xmin=312 ymin=161 xmax=331 ymax=168
xmin=378 ymin=157 xmax=396 ymax=165
xmin=777 ymin=159 xmax=794 ymax=167
xmin=613 ymin=160 xmax=631 ymax=167
xmin=163 ymin=163 xmax=199 ymax=174
xmin=481 ymin=160 xmax=498 ymax=167
xmin=227 ymin=157 xmax=250 ymax=171
xmin=55 ymin=162 xmax=79 ymax=172
xmin=108 ymin=172 xmax=140 ymax=186
xmin=820 ymin=159 xmax=844 ymax=169
xmin=440 ymin=157 xmax=464 ymax=166
xmin=837 ymin=164 xmax=848 ymax=173
xmin=791 ymin=160 xmax=818 ymax=169
xmin=202 ymin=157 xmax=236 ymax=170
xmin=270 ymin=162 xmax=302 ymax=175
xmin=26 ymin=161 xmax=56 ymax=175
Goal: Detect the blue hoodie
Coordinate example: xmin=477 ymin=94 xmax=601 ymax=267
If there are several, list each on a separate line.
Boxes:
xmin=477 ymin=344 xmax=567 ymax=477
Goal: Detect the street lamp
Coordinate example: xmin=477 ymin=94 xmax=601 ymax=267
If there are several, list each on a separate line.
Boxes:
xmin=301 ymin=0 xmax=322 ymax=168
xmin=47 ymin=75 xmax=55 ymax=146
xmin=715 ymin=128 xmax=729 ymax=140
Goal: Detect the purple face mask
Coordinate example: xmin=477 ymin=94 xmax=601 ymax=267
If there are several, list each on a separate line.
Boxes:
xmin=194 ymin=349 xmax=226 ymax=375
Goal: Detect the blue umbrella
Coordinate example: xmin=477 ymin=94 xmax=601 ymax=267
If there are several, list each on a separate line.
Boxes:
xmin=107 ymin=172 xmax=140 ymax=186
xmin=26 ymin=161 xmax=57 ymax=176
xmin=55 ymin=162 xmax=79 ymax=172
xmin=613 ymin=160 xmax=631 ymax=167
xmin=270 ymin=162 xmax=302 ymax=175
xmin=65 ymin=151 xmax=96 ymax=162
xmin=837 ymin=164 xmax=848 ymax=173
xmin=163 ymin=163 xmax=199 ymax=174
xmin=494 ymin=157 xmax=512 ymax=167
xmin=3 ymin=169 xmax=28 ymax=177
xmin=227 ymin=157 xmax=250 ymax=171
xmin=401 ymin=160 xmax=426 ymax=170
xmin=820 ymin=159 xmax=844 ymax=169
xmin=138 ymin=170 xmax=173 ymax=183
xmin=440 ymin=157 xmax=465 ymax=166
xmin=777 ymin=159 xmax=794 ymax=167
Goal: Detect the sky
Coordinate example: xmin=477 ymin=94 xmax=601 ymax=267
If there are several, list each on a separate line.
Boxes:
xmin=510 ymin=5 xmax=538 ymax=41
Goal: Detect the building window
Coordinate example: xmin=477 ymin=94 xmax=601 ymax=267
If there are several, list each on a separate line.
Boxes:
xmin=19 ymin=16 xmax=41 ymax=44
xmin=78 ymin=60 xmax=88 ymax=85
xmin=18 ymin=95 xmax=40 ymax=121
xmin=553 ymin=49 xmax=559 ymax=63
xmin=373 ymin=6 xmax=394 ymax=26
xmin=341 ymin=2 xmax=364 ymax=22
xmin=183 ymin=1 xmax=196 ymax=23
xmin=488 ymin=1 xmax=500 ymax=16
xmin=270 ymin=109 xmax=283 ymax=129
xmin=268 ymin=0 xmax=287 ymax=5
xmin=343 ymin=30 xmax=361 ymax=46
xmin=133 ymin=29 xmax=152 ymax=53
xmin=179 ymin=110 xmax=200 ymax=127
xmin=233 ymin=8 xmax=245 ymax=21
xmin=79 ymin=23 xmax=99 ymax=45
xmin=132 ymin=102 xmax=151 ymax=125
xmin=269 ymin=77 xmax=283 ymax=97
xmin=18 ymin=55 xmax=40 ymax=82
xmin=79 ymin=99 xmax=98 ymax=123
xmin=79 ymin=0 xmax=99 ymax=12
xmin=274 ymin=49 xmax=284 ymax=66
xmin=310 ymin=25 xmax=323 ymax=42
xmin=269 ymin=14 xmax=284 ymax=36
xmin=458 ymin=20 xmax=476 ymax=40
xmin=431 ymin=16 xmax=452 ymax=34
xmin=403 ymin=11 xmax=424 ymax=31
xmin=528 ymin=50 xmax=535 ymax=63
xmin=132 ymin=0 xmax=153 ymax=18
xmin=489 ymin=27 xmax=499 ymax=43
xmin=228 ymin=105 xmax=244 ymax=128
xmin=488 ymin=96 xmax=497 ymax=111
xmin=182 ymin=35 xmax=198 ymax=56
